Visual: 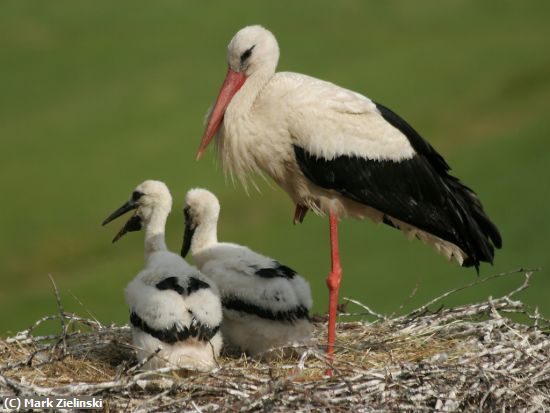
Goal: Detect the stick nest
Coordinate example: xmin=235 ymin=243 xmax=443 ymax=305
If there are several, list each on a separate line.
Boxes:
xmin=1 ymin=269 xmax=549 ymax=412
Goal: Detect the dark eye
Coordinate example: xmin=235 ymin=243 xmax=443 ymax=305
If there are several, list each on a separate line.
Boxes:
xmin=240 ymin=45 xmax=255 ymax=64
xmin=132 ymin=191 xmax=144 ymax=202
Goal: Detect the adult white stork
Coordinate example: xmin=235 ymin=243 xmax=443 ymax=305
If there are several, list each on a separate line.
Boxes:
xmin=195 ymin=25 xmax=502 ymax=358
xmin=102 ymin=180 xmax=223 ymax=370
xmin=181 ymin=188 xmax=313 ymax=356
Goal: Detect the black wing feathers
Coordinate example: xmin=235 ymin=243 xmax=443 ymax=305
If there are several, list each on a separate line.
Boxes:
xmin=156 ymin=276 xmax=210 ymax=296
xmin=254 ymin=262 xmax=297 ymax=279
xmin=376 ymin=101 xmax=501 ymax=257
xmin=222 ymin=297 xmax=309 ymax=323
xmin=295 ymin=146 xmax=470 ymax=252
xmin=293 ymin=102 xmax=501 ymax=269
xmin=375 ymin=102 xmax=450 ymax=173
xmin=155 ymin=277 xmax=185 ymax=294
xmin=130 ymin=311 xmax=219 ymax=344
xmin=141 ymin=276 xmax=216 ymax=343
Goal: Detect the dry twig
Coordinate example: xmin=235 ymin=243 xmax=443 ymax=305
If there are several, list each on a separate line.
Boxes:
xmin=1 ymin=269 xmax=548 ymax=412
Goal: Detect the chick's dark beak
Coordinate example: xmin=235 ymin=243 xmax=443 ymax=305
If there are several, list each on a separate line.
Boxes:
xmin=102 ymin=201 xmax=136 ymax=226
xmin=102 ymin=201 xmax=142 ymax=243
xmin=180 ymin=207 xmax=196 ymax=258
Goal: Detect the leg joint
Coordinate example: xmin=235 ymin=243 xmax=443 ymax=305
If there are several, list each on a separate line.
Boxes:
xmin=326 ymin=268 xmax=342 ymax=290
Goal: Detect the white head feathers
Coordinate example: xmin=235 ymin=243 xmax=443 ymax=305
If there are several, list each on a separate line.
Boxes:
xmin=133 ymin=180 xmax=172 ymax=223
xmin=227 ymin=25 xmax=280 ymax=77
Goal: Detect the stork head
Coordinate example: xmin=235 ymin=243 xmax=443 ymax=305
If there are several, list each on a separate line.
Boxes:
xmin=196 ymin=25 xmax=279 ymax=160
xmin=227 ymin=25 xmax=279 ymax=77
xmin=102 ymin=180 xmax=172 ymax=243
xmin=180 ymin=188 xmax=220 ymax=257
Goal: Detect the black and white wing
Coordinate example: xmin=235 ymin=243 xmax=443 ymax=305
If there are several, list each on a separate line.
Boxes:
xmin=126 ymin=270 xmax=222 ymax=344
xmin=287 ymin=77 xmax=501 ymax=268
xmin=200 ymin=245 xmax=312 ymax=322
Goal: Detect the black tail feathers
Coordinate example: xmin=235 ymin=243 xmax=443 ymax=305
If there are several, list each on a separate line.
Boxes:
xmin=447 ymin=178 xmax=502 ymax=271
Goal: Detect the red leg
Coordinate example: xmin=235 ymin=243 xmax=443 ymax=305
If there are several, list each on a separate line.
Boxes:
xmin=326 ymin=212 xmax=342 ymax=363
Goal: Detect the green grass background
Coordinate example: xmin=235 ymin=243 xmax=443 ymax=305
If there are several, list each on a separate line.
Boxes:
xmin=1 ymin=1 xmax=549 ymax=335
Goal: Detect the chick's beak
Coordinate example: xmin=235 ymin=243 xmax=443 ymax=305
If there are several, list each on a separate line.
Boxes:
xmin=102 ymin=201 xmax=137 ymax=226
xmin=180 ymin=209 xmax=196 ymax=258
xmin=102 ymin=201 xmax=142 ymax=243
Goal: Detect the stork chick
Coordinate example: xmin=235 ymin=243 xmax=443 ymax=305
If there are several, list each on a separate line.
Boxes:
xmin=181 ymin=188 xmax=313 ymax=356
xmin=102 ymin=180 xmax=223 ymax=370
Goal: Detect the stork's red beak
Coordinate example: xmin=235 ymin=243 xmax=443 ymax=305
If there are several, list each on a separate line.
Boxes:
xmin=196 ymin=68 xmax=247 ymax=160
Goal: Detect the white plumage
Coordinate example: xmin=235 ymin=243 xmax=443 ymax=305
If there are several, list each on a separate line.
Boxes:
xmin=103 ymin=180 xmax=223 ymax=371
xmin=181 ymin=188 xmax=313 ymax=356
xmin=196 ymin=25 xmax=501 ymax=357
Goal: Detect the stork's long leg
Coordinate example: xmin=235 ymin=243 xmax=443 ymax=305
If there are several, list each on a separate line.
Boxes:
xmin=326 ymin=212 xmax=342 ymax=361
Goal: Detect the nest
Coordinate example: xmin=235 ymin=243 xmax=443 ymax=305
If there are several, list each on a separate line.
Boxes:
xmin=1 ymin=269 xmax=549 ymax=412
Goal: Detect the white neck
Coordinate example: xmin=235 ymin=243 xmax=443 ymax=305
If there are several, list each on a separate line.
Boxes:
xmin=230 ymin=68 xmax=274 ymax=116
xmin=219 ymin=68 xmax=275 ymax=188
xmin=144 ymin=209 xmax=168 ymax=260
xmin=190 ymin=218 xmax=218 ymax=256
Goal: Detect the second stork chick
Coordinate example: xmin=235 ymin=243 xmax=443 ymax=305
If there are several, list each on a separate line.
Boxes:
xmin=102 ymin=180 xmax=223 ymax=370
xmin=181 ymin=188 xmax=313 ymax=356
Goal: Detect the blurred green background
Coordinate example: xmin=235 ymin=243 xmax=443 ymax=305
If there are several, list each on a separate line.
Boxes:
xmin=1 ymin=1 xmax=549 ymax=335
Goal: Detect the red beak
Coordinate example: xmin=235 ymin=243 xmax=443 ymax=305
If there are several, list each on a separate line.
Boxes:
xmin=196 ymin=68 xmax=247 ymax=160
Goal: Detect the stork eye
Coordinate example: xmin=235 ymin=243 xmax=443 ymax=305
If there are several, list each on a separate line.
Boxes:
xmin=132 ymin=191 xmax=144 ymax=202
xmin=240 ymin=45 xmax=255 ymax=64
